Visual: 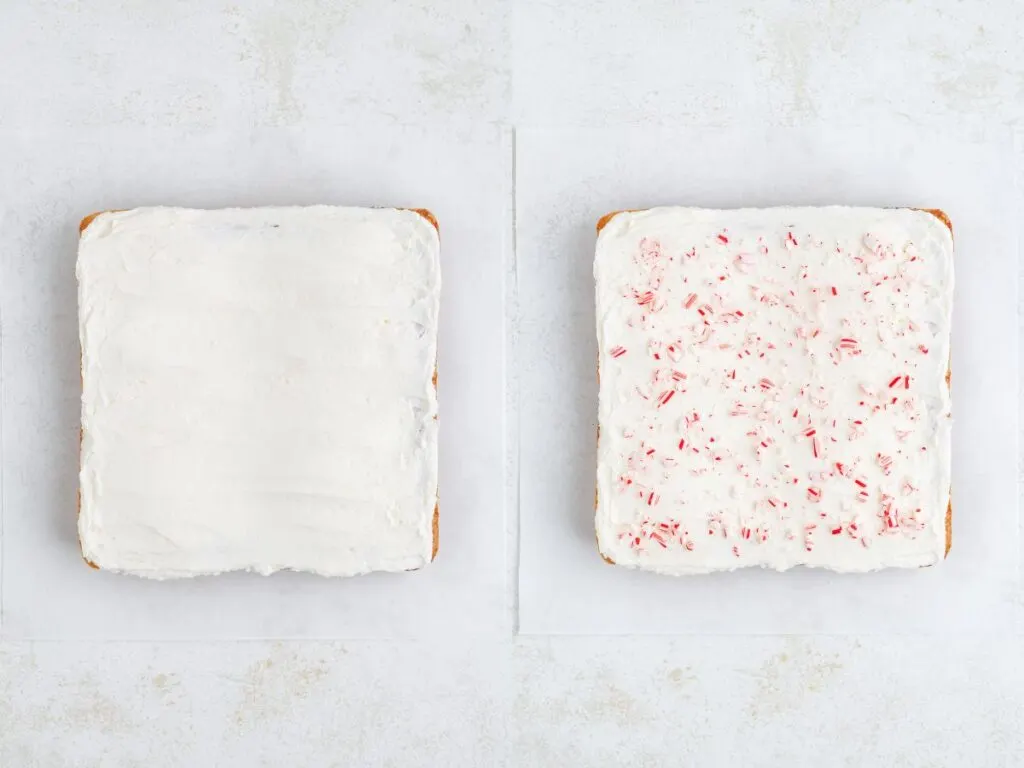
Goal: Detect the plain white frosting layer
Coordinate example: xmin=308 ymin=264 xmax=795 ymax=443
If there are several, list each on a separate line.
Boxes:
xmin=595 ymin=207 xmax=953 ymax=573
xmin=78 ymin=206 xmax=440 ymax=579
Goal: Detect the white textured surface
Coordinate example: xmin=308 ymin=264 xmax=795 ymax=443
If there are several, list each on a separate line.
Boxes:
xmin=78 ymin=207 xmax=440 ymax=578
xmin=1 ymin=1 xmax=1023 ymax=766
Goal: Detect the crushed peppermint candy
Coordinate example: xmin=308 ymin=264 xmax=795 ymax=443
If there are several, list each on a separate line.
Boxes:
xmin=595 ymin=207 xmax=953 ymax=573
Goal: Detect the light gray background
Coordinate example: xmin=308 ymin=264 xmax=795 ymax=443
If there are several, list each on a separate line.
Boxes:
xmin=1 ymin=1 xmax=1022 ymax=766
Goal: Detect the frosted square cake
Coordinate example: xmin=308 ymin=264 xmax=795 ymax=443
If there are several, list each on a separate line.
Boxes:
xmin=594 ymin=207 xmax=953 ymax=573
xmin=77 ymin=206 xmax=440 ymax=578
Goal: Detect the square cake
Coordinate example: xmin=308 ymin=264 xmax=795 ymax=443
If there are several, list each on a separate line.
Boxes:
xmin=594 ymin=207 xmax=953 ymax=573
xmin=77 ymin=206 xmax=440 ymax=578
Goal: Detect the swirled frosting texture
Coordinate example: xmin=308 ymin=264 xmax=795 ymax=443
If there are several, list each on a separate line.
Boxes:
xmin=78 ymin=206 xmax=440 ymax=579
xmin=595 ymin=207 xmax=952 ymax=573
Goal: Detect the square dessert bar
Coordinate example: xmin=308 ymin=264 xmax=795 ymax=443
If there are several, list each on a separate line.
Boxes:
xmin=78 ymin=206 xmax=440 ymax=578
xmin=594 ymin=207 xmax=953 ymax=573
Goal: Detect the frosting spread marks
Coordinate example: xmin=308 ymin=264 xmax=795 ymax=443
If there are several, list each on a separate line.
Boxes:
xmin=78 ymin=206 xmax=440 ymax=578
xmin=595 ymin=207 xmax=952 ymax=573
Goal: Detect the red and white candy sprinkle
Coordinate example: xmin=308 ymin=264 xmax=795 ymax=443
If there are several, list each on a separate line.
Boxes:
xmin=596 ymin=209 xmax=952 ymax=572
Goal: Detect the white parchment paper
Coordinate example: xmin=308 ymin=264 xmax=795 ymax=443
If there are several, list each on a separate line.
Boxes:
xmin=517 ymin=125 xmax=1018 ymax=634
xmin=0 ymin=124 xmax=510 ymax=639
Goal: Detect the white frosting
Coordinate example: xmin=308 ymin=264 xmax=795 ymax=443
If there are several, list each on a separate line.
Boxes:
xmin=78 ymin=206 xmax=440 ymax=579
xmin=595 ymin=207 xmax=953 ymax=573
